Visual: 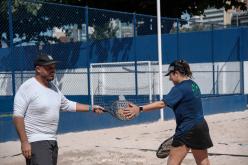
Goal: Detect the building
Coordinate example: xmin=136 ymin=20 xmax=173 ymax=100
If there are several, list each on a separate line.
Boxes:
xmin=190 ymin=0 xmax=248 ymax=26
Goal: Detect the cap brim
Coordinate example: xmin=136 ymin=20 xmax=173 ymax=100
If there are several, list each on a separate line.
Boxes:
xmin=34 ymin=61 xmax=59 ymax=67
xmin=164 ymin=72 xmax=170 ymax=76
xmin=42 ymin=61 xmax=59 ymax=66
xmin=164 ymin=65 xmax=175 ymax=76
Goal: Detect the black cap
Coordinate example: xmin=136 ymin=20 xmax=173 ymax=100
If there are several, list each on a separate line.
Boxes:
xmin=34 ymin=53 xmax=58 ymax=67
xmin=164 ymin=61 xmax=177 ymax=76
xmin=164 ymin=60 xmax=186 ymax=76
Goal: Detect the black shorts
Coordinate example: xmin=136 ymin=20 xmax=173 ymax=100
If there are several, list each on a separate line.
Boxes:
xmin=172 ymin=119 xmax=213 ymax=150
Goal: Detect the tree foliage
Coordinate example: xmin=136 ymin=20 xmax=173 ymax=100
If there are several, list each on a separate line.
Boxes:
xmin=49 ymin=0 xmax=247 ymax=17
xmin=1 ymin=0 xmax=247 ymax=46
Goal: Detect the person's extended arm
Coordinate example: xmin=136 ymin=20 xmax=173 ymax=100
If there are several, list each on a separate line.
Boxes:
xmin=13 ymin=117 xmax=31 ymax=159
xmin=124 ymin=100 xmax=166 ymax=119
xmin=59 ymin=90 xmax=104 ymax=113
xmin=139 ymin=101 xmax=166 ymax=112
xmin=76 ymin=103 xmax=104 ymax=113
xmin=75 ymin=103 xmax=91 ymax=112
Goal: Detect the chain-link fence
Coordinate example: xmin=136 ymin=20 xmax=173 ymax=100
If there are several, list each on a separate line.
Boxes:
xmin=0 ymin=0 xmax=246 ymax=99
xmin=0 ymin=0 xmax=9 ymax=47
xmin=2 ymin=0 xmax=247 ymax=47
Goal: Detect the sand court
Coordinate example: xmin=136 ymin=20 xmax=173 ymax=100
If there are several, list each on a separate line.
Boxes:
xmin=1 ymin=109 xmax=248 ymax=165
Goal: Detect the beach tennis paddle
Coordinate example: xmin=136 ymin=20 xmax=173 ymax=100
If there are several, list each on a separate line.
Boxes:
xmin=103 ymin=100 xmax=137 ymax=120
xmin=156 ymin=136 xmax=173 ymax=158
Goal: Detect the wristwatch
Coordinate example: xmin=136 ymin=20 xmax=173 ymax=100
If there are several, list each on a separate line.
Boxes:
xmin=139 ymin=106 xmax=144 ymax=112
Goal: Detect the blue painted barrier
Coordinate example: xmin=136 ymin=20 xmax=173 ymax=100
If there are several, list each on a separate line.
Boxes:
xmin=164 ymin=94 xmax=247 ymax=120
xmin=0 ymin=94 xmax=247 ymax=142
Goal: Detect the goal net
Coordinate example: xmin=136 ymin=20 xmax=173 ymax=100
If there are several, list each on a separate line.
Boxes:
xmin=90 ymin=61 xmax=159 ymax=107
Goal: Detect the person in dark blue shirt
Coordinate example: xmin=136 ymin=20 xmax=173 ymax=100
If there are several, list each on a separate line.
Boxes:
xmin=124 ymin=60 xmax=213 ymax=165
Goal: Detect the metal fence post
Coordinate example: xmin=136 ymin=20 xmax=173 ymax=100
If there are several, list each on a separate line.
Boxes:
xmin=8 ymin=0 xmax=15 ymax=96
xmin=133 ymin=13 xmax=138 ymax=96
xmin=176 ymin=18 xmax=179 ymax=59
xmin=216 ymin=65 xmax=219 ymax=94
xmin=85 ymin=6 xmax=89 ymax=41
xmin=238 ymin=37 xmax=244 ymax=94
xmin=85 ymin=6 xmax=91 ymax=103
xmin=211 ymin=24 xmax=216 ymax=95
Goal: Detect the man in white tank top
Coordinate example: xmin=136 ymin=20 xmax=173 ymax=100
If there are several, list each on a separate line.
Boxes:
xmin=13 ymin=53 xmax=104 ymax=165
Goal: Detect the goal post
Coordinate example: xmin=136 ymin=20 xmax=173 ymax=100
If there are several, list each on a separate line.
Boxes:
xmin=90 ymin=61 xmax=159 ymax=107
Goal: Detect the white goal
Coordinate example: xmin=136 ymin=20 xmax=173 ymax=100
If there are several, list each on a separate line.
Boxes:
xmin=90 ymin=61 xmax=159 ymax=106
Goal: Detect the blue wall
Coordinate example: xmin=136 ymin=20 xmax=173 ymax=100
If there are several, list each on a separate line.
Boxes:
xmin=164 ymin=94 xmax=247 ymax=119
xmin=0 ymin=94 xmax=247 ymax=142
xmin=0 ymin=27 xmax=247 ymax=72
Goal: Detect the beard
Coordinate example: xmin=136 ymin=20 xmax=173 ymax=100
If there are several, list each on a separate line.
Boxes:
xmin=40 ymin=73 xmax=54 ymax=82
xmin=46 ymin=75 xmax=55 ymax=81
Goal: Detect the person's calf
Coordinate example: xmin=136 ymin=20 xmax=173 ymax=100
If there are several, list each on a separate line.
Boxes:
xmin=195 ymin=158 xmax=210 ymax=165
xmin=192 ymin=149 xmax=210 ymax=165
xmin=167 ymin=145 xmax=189 ymax=165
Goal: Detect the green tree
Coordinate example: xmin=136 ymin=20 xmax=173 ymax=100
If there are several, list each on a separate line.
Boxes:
xmin=1 ymin=0 xmax=247 ymax=47
xmin=48 ymin=0 xmax=247 ymax=17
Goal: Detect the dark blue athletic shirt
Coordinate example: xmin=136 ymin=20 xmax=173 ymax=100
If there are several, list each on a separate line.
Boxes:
xmin=163 ymin=79 xmax=204 ymax=138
